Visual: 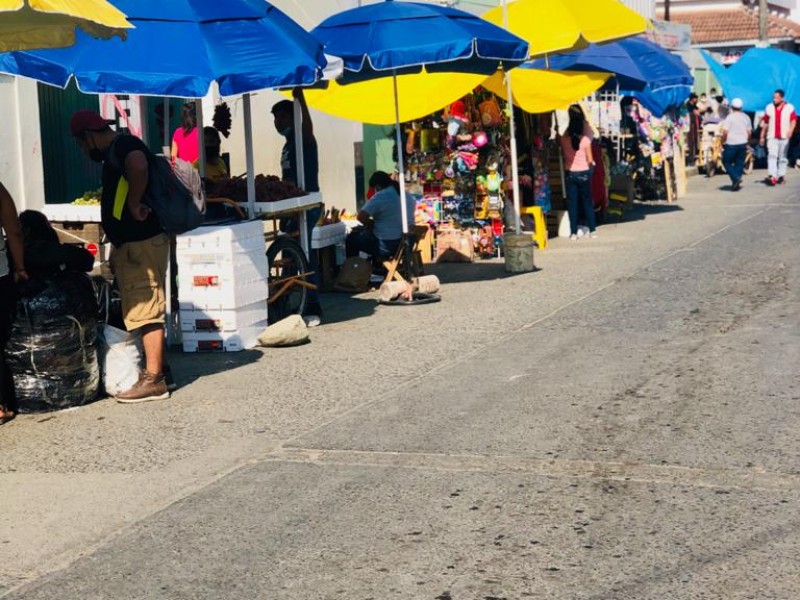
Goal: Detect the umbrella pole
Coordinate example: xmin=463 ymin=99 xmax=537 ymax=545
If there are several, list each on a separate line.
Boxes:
xmin=392 ymin=71 xmax=413 ymax=280
xmin=195 ymin=99 xmax=206 ymax=179
xmin=243 ymin=93 xmax=256 ymax=218
xmin=293 ymin=98 xmax=309 ymax=255
xmin=502 ymin=0 xmax=522 ymax=235
xmin=163 ymin=98 xmax=170 ymax=154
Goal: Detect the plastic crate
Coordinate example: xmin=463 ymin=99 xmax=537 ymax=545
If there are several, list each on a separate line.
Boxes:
xmin=181 ymin=321 xmax=266 ymax=352
xmin=180 ymin=301 xmax=268 ymax=333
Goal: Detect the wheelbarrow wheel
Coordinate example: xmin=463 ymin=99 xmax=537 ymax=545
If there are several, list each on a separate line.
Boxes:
xmin=267 ymin=237 xmax=310 ymax=324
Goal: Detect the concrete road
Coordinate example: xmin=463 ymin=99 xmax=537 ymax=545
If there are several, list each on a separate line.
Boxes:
xmin=1 ymin=174 xmax=798 ymax=599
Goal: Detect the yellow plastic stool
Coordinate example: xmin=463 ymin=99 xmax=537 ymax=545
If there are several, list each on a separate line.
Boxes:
xmin=521 ymin=206 xmax=547 ymax=250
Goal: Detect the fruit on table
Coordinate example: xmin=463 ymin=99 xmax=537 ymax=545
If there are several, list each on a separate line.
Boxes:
xmin=205 ymin=175 xmax=307 ymax=203
xmin=72 ymin=188 xmax=102 ymax=205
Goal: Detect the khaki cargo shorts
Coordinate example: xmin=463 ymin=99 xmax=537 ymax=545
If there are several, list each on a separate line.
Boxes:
xmin=111 ymin=233 xmax=169 ymax=331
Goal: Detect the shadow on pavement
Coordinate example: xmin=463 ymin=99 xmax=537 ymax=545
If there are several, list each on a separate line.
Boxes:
xmin=426 ymin=260 xmax=538 ymax=285
xmin=167 ymin=349 xmax=262 ymax=388
xmin=319 ymin=294 xmax=377 ymax=325
xmin=608 ymin=202 xmax=684 ymax=223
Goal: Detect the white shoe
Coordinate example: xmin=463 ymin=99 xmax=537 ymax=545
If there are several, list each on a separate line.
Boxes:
xmin=303 ymin=315 xmax=321 ymax=328
xmin=569 ymin=234 xmax=579 ymax=241
xmin=589 ymin=231 xmax=598 ymax=239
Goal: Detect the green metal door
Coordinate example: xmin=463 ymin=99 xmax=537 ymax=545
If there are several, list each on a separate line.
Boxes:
xmin=37 ymin=81 xmax=103 ymax=204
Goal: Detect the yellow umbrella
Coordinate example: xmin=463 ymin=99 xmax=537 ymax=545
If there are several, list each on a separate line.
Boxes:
xmin=482 ymin=69 xmax=610 ymax=114
xmin=483 ymin=0 xmax=650 ymax=57
xmin=0 ymin=0 xmax=131 ymax=52
xmin=301 ymin=71 xmax=489 ymax=126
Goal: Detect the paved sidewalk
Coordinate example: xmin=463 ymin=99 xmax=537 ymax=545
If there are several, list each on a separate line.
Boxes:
xmin=1 ymin=172 xmax=798 ymax=598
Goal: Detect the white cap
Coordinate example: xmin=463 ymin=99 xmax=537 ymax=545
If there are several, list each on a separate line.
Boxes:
xmin=731 ymin=98 xmax=744 ymax=109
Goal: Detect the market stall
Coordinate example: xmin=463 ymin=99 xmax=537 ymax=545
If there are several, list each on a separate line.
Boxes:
xmin=0 ymin=0 xmax=333 ymax=367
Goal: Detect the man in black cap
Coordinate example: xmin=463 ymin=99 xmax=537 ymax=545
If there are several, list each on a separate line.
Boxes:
xmin=70 ymin=109 xmax=170 ymax=403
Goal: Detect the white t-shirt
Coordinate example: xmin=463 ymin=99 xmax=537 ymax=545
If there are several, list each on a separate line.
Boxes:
xmin=0 ymin=232 xmax=8 ymax=279
xmin=720 ymin=111 xmax=752 ymax=146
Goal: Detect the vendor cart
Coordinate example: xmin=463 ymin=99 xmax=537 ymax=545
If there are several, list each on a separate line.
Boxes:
xmin=42 ymin=192 xmax=329 ymax=327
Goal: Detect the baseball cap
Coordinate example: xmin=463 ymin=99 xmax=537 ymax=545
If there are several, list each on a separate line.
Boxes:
xmin=70 ymin=110 xmax=114 ymax=137
xmin=731 ymin=98 xmax=743 ymax=109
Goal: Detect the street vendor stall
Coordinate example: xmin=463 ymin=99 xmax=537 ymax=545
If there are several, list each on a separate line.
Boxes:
xmin=0 ymin=0 xmax=333 ymax=356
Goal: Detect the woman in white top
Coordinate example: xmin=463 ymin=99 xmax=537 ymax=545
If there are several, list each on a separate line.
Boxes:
xmin=0 ymin=182 xmax=26 ymax=422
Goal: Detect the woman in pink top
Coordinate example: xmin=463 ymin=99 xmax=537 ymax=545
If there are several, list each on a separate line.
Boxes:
xmin=559 ymin=105 xmax=597 ymax=240
xmin=171 ymin=103 xmax=199 ymax=164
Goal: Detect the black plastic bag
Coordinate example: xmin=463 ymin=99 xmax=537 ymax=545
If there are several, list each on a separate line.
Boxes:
xmin=6 ymin=272 xmax=100 ymax=413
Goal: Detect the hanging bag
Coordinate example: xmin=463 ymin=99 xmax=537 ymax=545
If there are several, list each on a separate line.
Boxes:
xmin=95 ymin=280 xmax=142 ymax=397
xmin=479 ymin=98 xmax=503 ymax=128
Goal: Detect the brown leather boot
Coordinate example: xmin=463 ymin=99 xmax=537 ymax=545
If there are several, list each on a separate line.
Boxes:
xmin=115 ymin=371 xmax=170 ymax=404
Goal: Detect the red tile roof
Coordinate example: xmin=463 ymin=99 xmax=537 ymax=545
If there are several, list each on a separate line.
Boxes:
xmin=657 ymin=6 xmax=800 ymax=44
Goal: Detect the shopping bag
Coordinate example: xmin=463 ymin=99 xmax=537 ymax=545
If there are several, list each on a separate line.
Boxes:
xmin=333 ymin=257 xmax=373 ymax=293
xmin=98 ymin=324 xmax=142 ymax=397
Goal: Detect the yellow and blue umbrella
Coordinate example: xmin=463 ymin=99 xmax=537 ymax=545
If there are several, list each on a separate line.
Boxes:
xmin=482 ymin=68 xmax=610 ymax=114
xmin=307 ymin=1 xmax=529 ymax=236
xmin=483 ymin=0 xmax=650 ymax=58
xmin=527 ymin=37 xmax=693 ymax=116
xmin=0 ymin=0 xmax=328 ymax=96
xmin=0 ymin=0 xmax=131 ymax=52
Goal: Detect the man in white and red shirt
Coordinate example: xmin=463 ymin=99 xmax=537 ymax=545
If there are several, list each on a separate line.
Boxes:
xmin=760 ymin=89 xmax=797 ymax=185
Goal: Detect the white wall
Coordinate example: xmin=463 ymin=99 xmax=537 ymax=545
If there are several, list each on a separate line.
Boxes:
xmin=239 ymin=0 xmax=367 ymax=212
xmin=0 ymin=76 xmax=44 ymax=212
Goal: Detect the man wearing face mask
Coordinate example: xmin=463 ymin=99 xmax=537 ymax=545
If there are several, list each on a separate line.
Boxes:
xmin=69 ymin=110 xmax=170 ymax=403
xmin=271 ymin=88 xmax=323 ymax=325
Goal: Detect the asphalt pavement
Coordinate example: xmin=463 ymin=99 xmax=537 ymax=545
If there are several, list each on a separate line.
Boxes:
xmin=1 ymin=172 xmax=798 ymax=599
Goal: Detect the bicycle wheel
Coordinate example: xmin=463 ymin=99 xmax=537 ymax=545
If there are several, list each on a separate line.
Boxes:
xmin=266 ymin=237 xmax=310 ymax=324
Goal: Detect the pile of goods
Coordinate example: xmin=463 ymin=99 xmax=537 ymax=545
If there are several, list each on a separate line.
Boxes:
xmin=71 ymin=188 xmax=102 ymax=206
xmin=7 ymin=273 xmax=100 ymax=413
xmin=206 ymin=175 xmax=306 ymax=203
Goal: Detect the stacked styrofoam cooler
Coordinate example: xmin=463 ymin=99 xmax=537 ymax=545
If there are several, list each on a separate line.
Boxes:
xmin=176 ymin=221 xmax=269 ymax=352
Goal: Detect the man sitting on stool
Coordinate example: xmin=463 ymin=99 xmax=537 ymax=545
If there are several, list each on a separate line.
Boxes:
xmin=346 ymin=171 xmax=414 ymax=263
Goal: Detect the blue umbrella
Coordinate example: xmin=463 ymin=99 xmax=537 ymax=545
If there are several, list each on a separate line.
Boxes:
xmin=311 ymin=1 xmax=529 ymax=236
xmin=0 ymin=0 xmax=328 ymax=97
xmin=703 ymin=47 xmax=800 ymax=112
xmin=528 ymin=37 xmax=693 ymax=93
xmin=0 ymin=0 xmax=331 ymax=218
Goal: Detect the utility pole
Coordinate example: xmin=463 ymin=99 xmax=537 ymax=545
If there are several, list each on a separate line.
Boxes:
xmin=759 ymin=0 xmax=768 ymax=42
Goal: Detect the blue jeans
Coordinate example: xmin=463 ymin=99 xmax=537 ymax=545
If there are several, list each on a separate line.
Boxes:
xmin=722 ymin=144 xmax=747 ymax=184
xmin=565 ymin=170 xmax=596 ymax=235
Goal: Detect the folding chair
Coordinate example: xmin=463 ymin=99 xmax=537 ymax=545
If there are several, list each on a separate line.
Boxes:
xmin=382 ymin=225 xmax=429 ymax=284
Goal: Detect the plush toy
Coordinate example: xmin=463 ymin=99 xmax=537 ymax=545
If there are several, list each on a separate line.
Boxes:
xmin=485 ymin=160 xmax=504 ymax=220
xmin=474 ymin=175 xmax=489 ymax=220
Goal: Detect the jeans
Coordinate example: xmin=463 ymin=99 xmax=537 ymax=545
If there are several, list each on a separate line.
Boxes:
xmin=722 ymin=144 xmax=747 ymax=184
xmin=767 ymin=138 xmax=790 ymax=178
xmin=345 ymin=228 xmax=400 ymax=261
xmin=565 ymin=170 xmax=596 ymax=235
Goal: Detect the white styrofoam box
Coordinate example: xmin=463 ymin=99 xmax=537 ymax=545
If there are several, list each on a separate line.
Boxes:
xmin=181 ymin=321 xmax=267 ymax=352
xmin=180 ymin=301 xmax=268 ymax=333
xmin=176 ymin=220 xmax=267 ymax=255
xmin=178 ymin=245 xmax=268 ymax=272
xmin=177 ymin=258 xmax=269 ymax=310
xmin=311 ymin=222 xmax=347 ymax=249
